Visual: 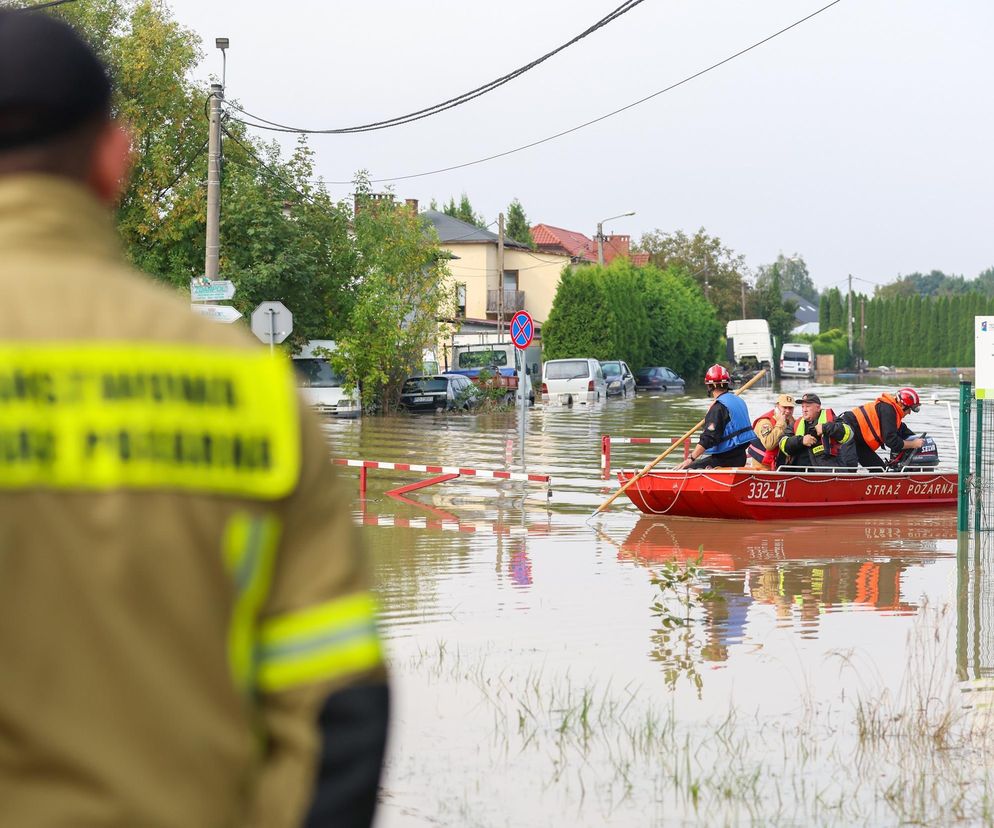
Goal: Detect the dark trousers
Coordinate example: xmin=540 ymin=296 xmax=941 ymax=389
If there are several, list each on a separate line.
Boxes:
xmin=838 ymin=413 xmax=885 ymax=469
xmin=689 ymin=445 xmax=747 ymax=469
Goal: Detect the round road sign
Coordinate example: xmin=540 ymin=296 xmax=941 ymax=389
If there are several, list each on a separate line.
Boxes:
xmin=510 ymin=310 xmax=534 ymax=350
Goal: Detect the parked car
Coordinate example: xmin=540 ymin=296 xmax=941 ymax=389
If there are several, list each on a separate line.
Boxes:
xmin=292 ymin=340 xmax=361 ymax=418
xmin=541 ymin=358 xmax=606 ymax=405
xmin=635 ymin=366 xmax=685 ymax=392
xmin=600 ymin=360 xmax=636 ymax=397
xmin=398 ymin=374 xmax=480 ymax=412
xmin=780 ymin=343 xmax=815 ymax=378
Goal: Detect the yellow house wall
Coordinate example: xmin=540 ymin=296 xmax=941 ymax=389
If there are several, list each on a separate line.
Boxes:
xmin=440 ymin=242 xmax=570 ymax=325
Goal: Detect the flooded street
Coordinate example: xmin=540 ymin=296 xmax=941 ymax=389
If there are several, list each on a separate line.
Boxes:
xmin=322 ymin=377 xmax=991 ymax=827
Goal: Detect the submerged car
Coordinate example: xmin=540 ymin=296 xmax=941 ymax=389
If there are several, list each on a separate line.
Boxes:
xmin=635 ymin=366 xmax=685 ymax=392
xmin=398 ymin=374 xmax=480 ymax=412
xmin=600 ymin=360 xmax=636 ymax=397
xmin=541 ymin=358 xmax=606 ymax=405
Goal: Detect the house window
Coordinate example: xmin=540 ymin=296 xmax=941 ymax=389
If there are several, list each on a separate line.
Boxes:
xmin=456 ymin=283 xmax=466 ymax=317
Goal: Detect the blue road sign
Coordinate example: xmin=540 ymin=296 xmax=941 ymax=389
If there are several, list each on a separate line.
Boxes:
xmin=510 ymin=310 xmax=534 ymax=350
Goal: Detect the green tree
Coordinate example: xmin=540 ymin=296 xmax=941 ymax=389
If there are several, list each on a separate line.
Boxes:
xmin=753 ymin=264 xmax=798 ymax=371
xmin=636 ymin=228 xmax=747 ymax=325
xmin=505 ymin=198 xmax=535 ymax=248
xmin=442 ymin=194 xmax=486 ymax=228
xmin=754 ymin=254 xmax=818 ymax=302
xmin=331 ymin=183 xmax=453 ymax=411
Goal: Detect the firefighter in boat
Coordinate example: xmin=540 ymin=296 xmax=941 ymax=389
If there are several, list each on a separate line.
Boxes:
xmin=674 ymin=364 xmax=755 ymax=470
xmin=778 ymin=392 xmax=854 ymax=469
xmin=745 ymin=393 xmax=796 ymax=470
xmin=838 ymin=387 xmax=924 ymax=470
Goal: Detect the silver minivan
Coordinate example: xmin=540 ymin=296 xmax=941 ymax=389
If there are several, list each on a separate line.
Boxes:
xmin=780 ymin=343 xmax=815 ymax=378
xmin=541 ymin=358 xmax=606 ymax=405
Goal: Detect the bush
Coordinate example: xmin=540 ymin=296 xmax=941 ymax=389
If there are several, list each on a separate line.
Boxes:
xmin=543 ymin=260 xmax=719 ymax=378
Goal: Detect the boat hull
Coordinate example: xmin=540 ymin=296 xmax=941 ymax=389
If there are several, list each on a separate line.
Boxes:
xmin=618 ymin=468 xmax=958 ymax=520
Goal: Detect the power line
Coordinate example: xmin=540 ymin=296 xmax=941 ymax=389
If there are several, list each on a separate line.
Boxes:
xmin=226 ymin=0 xmax=648 ymax=135
xmin=298 ymin=0 xmax=841 ymax=185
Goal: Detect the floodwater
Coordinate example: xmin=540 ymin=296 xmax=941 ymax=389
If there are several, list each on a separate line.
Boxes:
xmin=321 ymin=376 xmax=993 ymax=827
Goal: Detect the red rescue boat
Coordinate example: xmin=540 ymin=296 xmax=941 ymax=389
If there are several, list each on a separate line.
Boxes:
xmin=617 ymin=468 xmax=958 ymax=520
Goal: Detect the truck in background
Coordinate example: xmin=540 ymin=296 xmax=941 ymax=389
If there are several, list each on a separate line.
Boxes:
xmin=445 ymin=332 xmax=541 ymax=405
xmin=291 ymin=340 xmax=362 ymax=418
xmin=725 ymin=319 xmax=774 ymax=378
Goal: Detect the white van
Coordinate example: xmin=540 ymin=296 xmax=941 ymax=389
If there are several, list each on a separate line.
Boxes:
xmin=291 ymin=340 xmax=361 ymax=418
xmin=780 ymin=343 xmax=815 ymax=377
xmin=541 ymin=358 xmax=606 ymax=405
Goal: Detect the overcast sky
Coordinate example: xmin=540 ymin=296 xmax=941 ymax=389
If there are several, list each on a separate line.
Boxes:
xmin=166 ymin=0 xmax=992 ymax=292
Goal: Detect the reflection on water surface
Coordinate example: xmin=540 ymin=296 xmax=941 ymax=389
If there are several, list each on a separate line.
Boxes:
xmin=322 ymin=378 xmax=994 ymax=825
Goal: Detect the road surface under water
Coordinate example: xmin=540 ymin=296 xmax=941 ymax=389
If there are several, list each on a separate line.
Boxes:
xmin=320 ymin=375 xmax=992 ymax=827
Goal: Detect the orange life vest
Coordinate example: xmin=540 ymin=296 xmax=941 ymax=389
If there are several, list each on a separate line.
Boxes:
xmin=851 ymin=394 xmax=903 ymax=451
xmin=745 ymin=409 xmax=780 ymax=469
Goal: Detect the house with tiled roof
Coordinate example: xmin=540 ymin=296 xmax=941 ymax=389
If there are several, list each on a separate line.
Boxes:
xmin=424 ymin=210 xmax=571 ymax=326
xmin=531 ymin=223 xmax=650 ymax=267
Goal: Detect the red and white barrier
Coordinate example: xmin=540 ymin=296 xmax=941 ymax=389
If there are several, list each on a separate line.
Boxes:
xmin=333 ymin=457 xmax=551 ymax=495
xmin=601 ymin=434 xmax=691 ymax=478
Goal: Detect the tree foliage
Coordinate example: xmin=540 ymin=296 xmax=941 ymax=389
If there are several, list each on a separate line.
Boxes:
xmin=59 ymin=1 xmax=450 ymax=410
xmin=331 ymin=185 xmax=453 ymax=411
xmin=751 ymin=264 xmax=798 ymax=370
xmin=636 ymin=228 xmax=747 ymax=325
xmin=542 ymin=261 xmax=720 ymax=379
xmin=860 ymin=293 xmax=994 ymax=367
xmin=754 ymin=254 xmax=817 ymax=302
xmin=505 ymin=198 xmax=535 ymax=248
xmin=442 ymin=194 xmax=486 ymax=228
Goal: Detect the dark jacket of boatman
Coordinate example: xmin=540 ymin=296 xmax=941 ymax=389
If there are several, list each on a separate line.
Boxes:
xmin=688 ymin=390 xmax=755 ymax=469
xmin=779 ymin=395 xmax=853 ymax=469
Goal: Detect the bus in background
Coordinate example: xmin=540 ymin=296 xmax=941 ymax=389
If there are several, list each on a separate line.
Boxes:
xmin=780 ymin=342 xmax=815 ymax=377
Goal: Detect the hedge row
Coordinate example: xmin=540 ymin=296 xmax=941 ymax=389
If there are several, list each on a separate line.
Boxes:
xmin=542 ymin=261 xmax=721 ymax=379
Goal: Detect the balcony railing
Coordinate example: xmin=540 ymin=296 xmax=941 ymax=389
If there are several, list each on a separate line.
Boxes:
xmin=486 ymin=289 xmax=525 ymax=313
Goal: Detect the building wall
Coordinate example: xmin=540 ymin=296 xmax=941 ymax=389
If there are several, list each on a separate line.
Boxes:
xmin=441 ymin=242 xmax=569 ymax=324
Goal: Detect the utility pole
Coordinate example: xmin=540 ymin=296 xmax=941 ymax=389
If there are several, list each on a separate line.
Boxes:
xmin=860 ymin=296 xmax=866 ymax=371
xmin=204 ymin=82 xmax=223 ymax=281
xmin=596 ymin=221 xmax=604 ymax=266
xmin=847 ymin=273 xmax=854 ymax=364
xmin=497 ymin=212 xmax=505 ymax=340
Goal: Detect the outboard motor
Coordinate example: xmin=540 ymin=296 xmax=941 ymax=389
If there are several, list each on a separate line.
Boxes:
xmin=887 ymin=435 xmax=939 ymax=471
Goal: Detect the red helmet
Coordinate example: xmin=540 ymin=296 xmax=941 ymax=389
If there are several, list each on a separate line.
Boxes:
xmin=896 ymin=387 xmax=920 ymax=412
xmin=704 ymin=364 xmax=731 ymax=386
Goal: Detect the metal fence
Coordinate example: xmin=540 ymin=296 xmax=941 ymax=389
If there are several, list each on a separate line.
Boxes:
xmin=959 ymin=380 xmax=994 ymax=532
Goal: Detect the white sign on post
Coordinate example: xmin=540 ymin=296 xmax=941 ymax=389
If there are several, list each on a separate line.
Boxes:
xmin=975 ymin=316 xmax=994 ymax=399
xmin=191 ymin=304 xmax=242 ymax=323
xmin=251 ymin=301 xmax=293 ymax=352
xmin=191 ymin=279 xmax=236 ymax=302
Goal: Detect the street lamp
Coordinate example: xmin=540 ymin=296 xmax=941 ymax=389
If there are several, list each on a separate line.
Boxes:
xmin=215 ymin=37 xmax=229 ymax=89
xmin=596 ymin=211 xmax=635 ymax=266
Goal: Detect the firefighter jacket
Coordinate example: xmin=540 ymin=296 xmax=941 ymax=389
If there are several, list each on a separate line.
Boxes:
xmin=779 ymin=408 xmax=854 ymax=467
xmin=0 ymin=175 xmax=387 ymax=828
xmin=745 ymin=409 xmax=791 ymax=469
xmin=849 ymin=394 xmax=908 ymax=452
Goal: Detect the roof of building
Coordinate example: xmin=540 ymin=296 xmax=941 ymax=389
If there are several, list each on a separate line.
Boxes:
xmin=531 ymin=223 xmax=597 ymax=262
xmin=783 ymin=290 xmax=819 ymax=324
xmin=424 ymin=210 xmax=530 ymax=250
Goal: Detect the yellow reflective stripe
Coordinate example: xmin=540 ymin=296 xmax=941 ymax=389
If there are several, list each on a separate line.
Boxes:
xmin=0 ymin=342 xmax=300 ymax=499
xmin=223 ymin=512 xmax=281 ymax=693
xmin=256 ymin=592 xmax=383 ymax=693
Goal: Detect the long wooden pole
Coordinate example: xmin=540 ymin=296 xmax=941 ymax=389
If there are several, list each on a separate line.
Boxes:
xmin=589 ymin=369 xmax=767 ymax=518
